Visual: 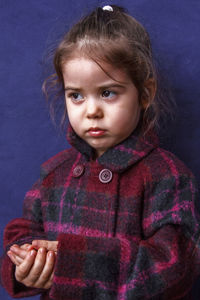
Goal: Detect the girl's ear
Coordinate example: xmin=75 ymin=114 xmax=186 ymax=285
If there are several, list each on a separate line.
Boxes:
xmin=141 ymin=78 xmax=156 ymax=109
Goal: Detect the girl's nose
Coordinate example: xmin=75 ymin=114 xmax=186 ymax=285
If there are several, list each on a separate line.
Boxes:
xmin=86 ymin=99 xmax=103 ymax=119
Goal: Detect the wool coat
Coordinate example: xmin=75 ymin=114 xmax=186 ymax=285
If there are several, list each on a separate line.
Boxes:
xmin=1 ymin=125 xmax=200 ymax=299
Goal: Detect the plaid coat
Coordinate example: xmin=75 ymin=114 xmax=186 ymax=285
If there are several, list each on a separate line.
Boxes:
xmin=1 ymin=125 xmax=200 ymax=299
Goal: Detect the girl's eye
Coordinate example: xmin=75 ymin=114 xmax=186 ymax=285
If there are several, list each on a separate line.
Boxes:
xmin=102 ymin=90 xmax=116 ymax=99
xmin=69 ymin=92 xmax=84 ymax=102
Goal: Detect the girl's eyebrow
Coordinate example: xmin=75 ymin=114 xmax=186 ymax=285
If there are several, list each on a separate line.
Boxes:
xmin=64 ymin=86 xmax=81 ymax=91
xmin=99 ymin=83 xmax=126 ymax=89
xmin=64 ymin=83 xmax=126 ymax=91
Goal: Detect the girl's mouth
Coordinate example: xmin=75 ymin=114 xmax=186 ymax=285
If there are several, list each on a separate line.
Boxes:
xmin=87 ymin=127 xmax=106 ymax=137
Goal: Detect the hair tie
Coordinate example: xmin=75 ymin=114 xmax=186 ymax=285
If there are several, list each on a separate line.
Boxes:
xmin=102 ymin=5 xmax=113 ymax=12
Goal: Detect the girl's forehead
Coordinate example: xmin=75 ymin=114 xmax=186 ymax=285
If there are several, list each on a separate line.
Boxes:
xmin=62 ymin=57 xmax=130 ymax=84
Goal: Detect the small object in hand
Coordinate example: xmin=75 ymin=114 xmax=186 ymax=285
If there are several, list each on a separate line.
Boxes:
xmin=27 ymin=245 xmax=39 ymax=251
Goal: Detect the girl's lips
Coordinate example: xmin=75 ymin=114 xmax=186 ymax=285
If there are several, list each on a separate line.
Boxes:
xmin=87 ymin=127 xmax=106 ymax=137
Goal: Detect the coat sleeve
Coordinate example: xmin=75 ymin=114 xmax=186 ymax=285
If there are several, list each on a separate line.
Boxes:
xmin=0 ymin=179 xmax=47 ymax=298
xmin=49 ymin=171 xmax=200 ymax=299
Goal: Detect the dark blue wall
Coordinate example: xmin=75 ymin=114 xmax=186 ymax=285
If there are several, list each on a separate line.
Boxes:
xmin=0 ymin=1 xmax=200 ymax=299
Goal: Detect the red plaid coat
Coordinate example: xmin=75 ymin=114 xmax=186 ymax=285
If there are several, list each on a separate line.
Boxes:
xmin=1 ymin=125 xmax=200 ymax=299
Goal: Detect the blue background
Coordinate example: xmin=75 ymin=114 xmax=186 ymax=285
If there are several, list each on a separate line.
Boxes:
xmin=0 ymin=0 xmax=200 ymax=299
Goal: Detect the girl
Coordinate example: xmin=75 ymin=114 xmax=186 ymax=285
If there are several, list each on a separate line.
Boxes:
xmin=1 ymin=4 xmax=200 ymax=299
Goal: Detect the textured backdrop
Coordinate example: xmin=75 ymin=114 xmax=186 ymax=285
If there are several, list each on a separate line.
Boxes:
xmin=0 ymin=0 xmax=200 ymax=299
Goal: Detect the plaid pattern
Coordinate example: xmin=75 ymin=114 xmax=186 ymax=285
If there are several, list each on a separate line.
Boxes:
xmin=1 ymin=125 xmax=200 ymax=299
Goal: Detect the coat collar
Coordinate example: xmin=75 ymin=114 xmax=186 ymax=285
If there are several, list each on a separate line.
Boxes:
xmin=66 ymin=123 xmax=159 ymax=173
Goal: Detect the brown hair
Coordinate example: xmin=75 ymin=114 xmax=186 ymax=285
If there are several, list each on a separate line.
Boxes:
xmin=43 ymin=5 xmax=173 ymax=133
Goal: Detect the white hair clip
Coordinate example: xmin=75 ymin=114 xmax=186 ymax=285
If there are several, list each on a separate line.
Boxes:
xmin=102 ymin=5 xmax=113 ymax=12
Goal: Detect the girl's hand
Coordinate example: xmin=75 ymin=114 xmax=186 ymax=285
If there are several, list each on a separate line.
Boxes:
xmin=7 ymin=245 xmax=55 ymax=289
xmin=7 ymin=243 xmax=33 ymax=266
xmin=32 ymin=240 xmax=58 ymax=252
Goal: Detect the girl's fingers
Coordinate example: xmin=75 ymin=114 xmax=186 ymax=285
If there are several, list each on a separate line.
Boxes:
xmin=34 ymin=250 xmax=55 ymax=288
xmin=43 ymin=262 xmax=55 ymax=289
xmin=32 ymin=240 xmax=58 ymax=252
xmin=10 ymin=245 xmax=28 ymax=259
xmin=7 ymin=251 xmax=21 ymax=266
xmin=8 ymin=243 xmax=32 ymax=266
xmin=14 ymin=254 xmax=24 ymax=265
xmin=20 ymin=244 xmax=32 ymax=251
xmin=14 ymin=248 xmax=56 ymax=289
xmin=22 ymin=247 xmax=47 ymax=286
xmin=15 ymin=250 xmax=37 ymax=282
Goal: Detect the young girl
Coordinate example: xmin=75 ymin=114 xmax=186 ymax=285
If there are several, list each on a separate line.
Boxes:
xmin=1 ymin=4 xmax=200 ymax=299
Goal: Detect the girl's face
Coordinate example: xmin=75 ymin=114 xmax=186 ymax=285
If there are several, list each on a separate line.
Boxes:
xmin=63 ymin=57 xmax=141 ymax=158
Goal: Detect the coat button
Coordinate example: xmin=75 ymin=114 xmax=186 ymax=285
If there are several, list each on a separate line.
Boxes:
xmin=99 ymin=169 xmax=112 ymax=183
xmin=73 ymin=164 xmax=84 ymax=177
